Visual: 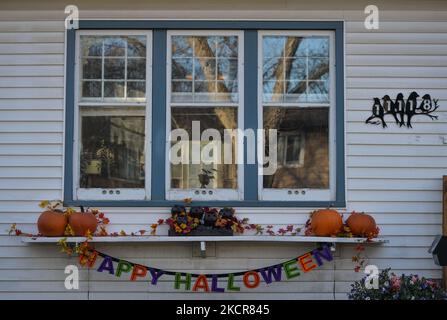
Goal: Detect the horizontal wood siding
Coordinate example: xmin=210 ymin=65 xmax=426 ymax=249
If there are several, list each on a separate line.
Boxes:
xmin=0 ymin=3 xmax=446 ymax=299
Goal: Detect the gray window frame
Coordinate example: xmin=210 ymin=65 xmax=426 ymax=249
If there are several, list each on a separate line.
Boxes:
xmin=64 ymin=20 xmax=345 ymax=207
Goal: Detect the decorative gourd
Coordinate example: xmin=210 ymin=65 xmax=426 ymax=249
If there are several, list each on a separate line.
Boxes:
xmin=310 ymin=209 xmax=343 ymax=236
xmin=68 ymin=211 xmax=98 ymax=236
xmin=37 ymin=210 xmax=68 ymax=236
xmin=346 ymin=211 xmax=378 ymax=238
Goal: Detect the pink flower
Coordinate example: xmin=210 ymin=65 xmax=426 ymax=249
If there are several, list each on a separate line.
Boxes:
xmin=390 ymin=276 xmax=401 ymax=290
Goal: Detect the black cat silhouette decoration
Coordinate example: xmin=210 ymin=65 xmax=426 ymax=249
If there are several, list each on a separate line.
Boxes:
xmin=365 ymin=91 xmax=439 ymax=128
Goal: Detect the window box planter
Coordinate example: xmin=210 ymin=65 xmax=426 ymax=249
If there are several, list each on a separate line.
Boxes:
xmin=168 ymin=225 xmax=233 ymax=237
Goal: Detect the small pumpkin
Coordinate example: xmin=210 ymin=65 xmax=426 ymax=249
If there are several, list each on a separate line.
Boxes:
xmin=310 ymin=209 xmax=343 ymax=236
xmin=37 ymin=210 xmax=67 ymax=236
xmin=68 ymin=211 xmax=98 ymax=236
xmin=346 ymin=211 xmax=378 ymax=238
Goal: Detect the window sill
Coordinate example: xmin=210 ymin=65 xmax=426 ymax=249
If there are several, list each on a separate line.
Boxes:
xmin=63 ymin=199 xmax=346 ymax=208
xmin=21 ymin=235 xmax=388 ymax=244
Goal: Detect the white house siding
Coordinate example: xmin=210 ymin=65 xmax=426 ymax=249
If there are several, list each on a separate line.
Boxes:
xmin=0 ymin=1 xmax=446 ymax=300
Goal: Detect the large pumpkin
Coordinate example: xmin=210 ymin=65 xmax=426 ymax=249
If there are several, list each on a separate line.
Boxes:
xmin=37 ymin=210 xmax=67 ymax=236
xmin=68 ymin=211 xmax=98 ymax=236
xmin=346 ymin=212 xmax=378 ymax=238
xmin=310 ymin=209 xmax=343 ymax=236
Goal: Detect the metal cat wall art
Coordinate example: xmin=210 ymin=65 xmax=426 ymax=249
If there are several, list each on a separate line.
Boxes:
xmin=365 ymin=91 xmax=439 ymax=128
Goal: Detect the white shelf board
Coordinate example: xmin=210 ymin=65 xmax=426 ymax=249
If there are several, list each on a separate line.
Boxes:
xmin=21 ymin=235 xmax=389 ymax=244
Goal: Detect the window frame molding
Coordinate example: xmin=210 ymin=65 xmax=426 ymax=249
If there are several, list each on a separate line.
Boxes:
xmin=73 ymin=30 xmax=153 ymax=201
xmin=257 ymin=30 xmax=336 ymax=202
xmin=63 ymin=20 xmax=345 ymax=208
xmin=165 ymin=30 xmax=245 ymax=201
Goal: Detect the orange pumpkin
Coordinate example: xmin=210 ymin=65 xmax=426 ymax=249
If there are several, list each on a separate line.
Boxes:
xmin=37 ymin=210 xmax=67 ymax=236
xmin=310 ymin=209 xmax=343 ymax=236
xmin=346 ymin=212 xmax=378 ymax=238
xmin=68 ymin=211 xmax=98 ymax=236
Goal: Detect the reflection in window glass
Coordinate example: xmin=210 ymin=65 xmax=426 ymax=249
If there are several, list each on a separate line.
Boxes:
xmin=80 ymin=35 xmax=146 ymax=100
xmin=263 ymin=107 xmax=329 ymax=189
xmin=262 ymin=36 xmax=329 ymax=103
xmin=79 ymin=110 xmax=145 ymax=189
xmin=171 ymin=36 xmax=238 ymax=103
xmin=170 ymin=107 xmax=237 ymax=189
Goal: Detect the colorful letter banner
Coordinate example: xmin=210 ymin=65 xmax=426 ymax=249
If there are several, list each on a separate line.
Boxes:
xmin=78 ymin=245 xmax=333 ymax=292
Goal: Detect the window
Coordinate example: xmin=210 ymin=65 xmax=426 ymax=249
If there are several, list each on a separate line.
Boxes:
xmin=166 ymin=31 xmax=244 ymax=200
xmin=65 ymin=22 xmax=344 ymax=207
xmin=73 ymin=31 xmax=152 ymax=200
xmin=259 ymin=31 xmax=336 ymax=201
xmin=277 ymin=132 xmax=305 ymax=168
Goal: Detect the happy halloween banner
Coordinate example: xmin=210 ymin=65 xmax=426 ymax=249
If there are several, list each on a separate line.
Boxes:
xmin=77 ymin=245 xmax=333 ymax=292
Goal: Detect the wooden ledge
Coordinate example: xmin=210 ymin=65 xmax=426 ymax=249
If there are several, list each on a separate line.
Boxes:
xmin=21 ymin=235 xmax=388 ymax=258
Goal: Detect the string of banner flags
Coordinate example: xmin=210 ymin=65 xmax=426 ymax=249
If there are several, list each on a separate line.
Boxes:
xmin=77 ymin=244 xmax=334 ymax=292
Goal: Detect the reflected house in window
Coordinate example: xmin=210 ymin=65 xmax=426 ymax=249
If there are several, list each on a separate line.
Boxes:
xmin=263 ymin=107 xmax=329 ymax=189
xmin=80 ymin=115 xmax=145 ymax=189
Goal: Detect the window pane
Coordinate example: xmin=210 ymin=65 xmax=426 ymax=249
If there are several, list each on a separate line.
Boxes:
xmin=262 ymin=35 xmax=330 ymax=103
xmin=170 ymin=35 xmax=239 ymax=103
xmin=104 ymin=37 xmax=126 ymax=56
xmin=127 ymin=36 xmax=146 ymax=57
xmin=104 ymin=81 xmax=124 ymax=98
xmin=216 ymin=36 xmax=238 ymax=58
xmin=82 ymin=58 xmax=102 ymax=79
xmin=307 ymin=37 xmax=329 ymax=57
xmin=81 ymin=36 xmax=103 ymax=56
xmin=308 ymin=81 xmax=329 ymax=102
xmin=263 ymin=36 xmax=285 ymax=58
xmin=172 ymin=36 xmax=193 ymax=57
xmin=170 ymin=107 xmax=237 ymax=189
xmin=263 ymin=57 xmax=281 ymax=82
xmin=288 ymin=58 xmax=306 ymax=81
xmin=308 ymin=58 xmax=329 ymax=80
xmin=104 ymin=58 xmax=125 ymax=79
xmin=194 ymin=58 xmax=216 ymax=80
xmin=80 ymin=111 xmax=145 ymax=189
xmin=263 ymin=80 xmax=284 ymax=103
xmin=285 ymin=36 xmax=307 ymax=57
xmin=127 ymin=81 xmax=146 ymax=98
xmin=263 ymin=107 xmax=329 ymax=189
xmin=217 ymin=58 xmax=238 ymax=81
xmin=194 ymin=36 xmax=217 ymax=57
xmin=82 ymin=81 xmax=101 ymax=98
xmin=127 ymin=58 xmax=146 ymax=80
xmin=172 ymin=58 xmax=192 ymax=80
